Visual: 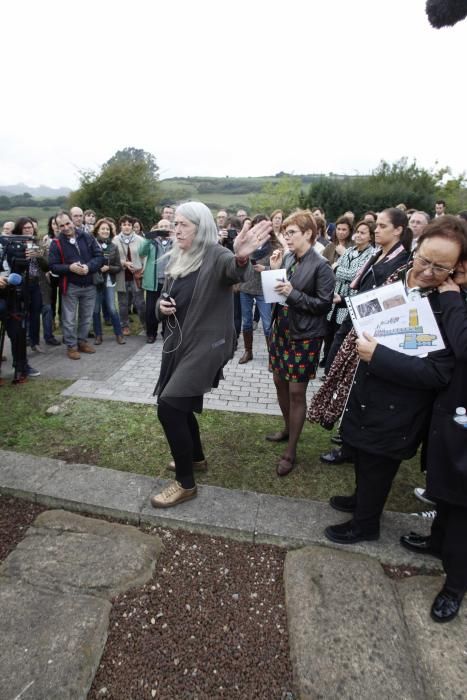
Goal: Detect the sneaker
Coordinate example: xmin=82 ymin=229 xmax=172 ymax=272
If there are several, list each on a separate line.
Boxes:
xmin=414 ymin=487 xmax=436 ymax=506
xmin=25 ymin=364 xmax=40 ymax=377
xmin=31 ymin=345 xmax=45 ymax=353
xmin=150 ymin=481 xmax=197 ymax=508
xmin=167 ymin=459 xmax=208 ymax=472
xmin=411 ymin=509 xmax=437 ymax=519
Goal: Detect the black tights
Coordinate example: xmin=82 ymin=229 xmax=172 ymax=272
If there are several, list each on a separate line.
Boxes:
xmin=157 ymin=400 xmax=204 ymax=489
xmin=272 ymin=376 xmax=308 ymax=461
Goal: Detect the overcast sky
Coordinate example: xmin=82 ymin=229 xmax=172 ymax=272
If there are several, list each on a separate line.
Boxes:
xmin=2 ymin=0 xmax=466 ymax=188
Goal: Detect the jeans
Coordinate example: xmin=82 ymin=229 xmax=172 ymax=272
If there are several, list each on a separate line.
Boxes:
xmin=118 ymin=280 xmax=146 ymax=329
xmin=145 ymin=285 xmax=163 ymax=337
xmin=42 ymin=304 xmax=54 ymax=341
xmin=61 ymin=283 xmax=96 ymax=348
xmin=93 ymin=285 xmax=122 ymax=337
xmin=240 ymin=292 xmax=272 ymax=337
xmin=27 ymin=281 xmax=42 ymax=346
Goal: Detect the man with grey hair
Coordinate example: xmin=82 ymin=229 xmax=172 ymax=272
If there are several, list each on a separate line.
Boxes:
xmin=1 ymin=221 xmax=14 ymax=235
xmin=409 ymin=211 xmax=430 ymax=249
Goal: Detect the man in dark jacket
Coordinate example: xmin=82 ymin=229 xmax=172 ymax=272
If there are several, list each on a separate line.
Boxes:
xmin=49 ymin=211 xmax=104 ymax=360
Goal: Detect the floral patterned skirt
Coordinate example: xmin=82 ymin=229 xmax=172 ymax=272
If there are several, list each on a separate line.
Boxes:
xmin=269 ymin=305 xmax=323 ymax=383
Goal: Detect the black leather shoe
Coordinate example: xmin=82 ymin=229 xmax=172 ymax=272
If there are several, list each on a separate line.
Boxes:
xmin=45 ymin=337 xmax=61 ymax=346
xmin=324 ymin=519 xmax=379 ymax=544
xmin=400 ymin=532 xmax=441 ymax=559
xmin=319 ymin=448 xmax=354 ymax=465
xmin=330 ymin=434 xmax=343 ymax=445
xmin=146 ymin=336 xmax=156 ymax=344
xmin=329 ymin=494 xmax=356 ymax=513
xmin=431 ymin=589 xmax=463 ymax=623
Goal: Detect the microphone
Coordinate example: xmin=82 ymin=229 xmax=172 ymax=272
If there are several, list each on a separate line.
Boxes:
xmin=8 ymin=273 xmax=22 ymax=286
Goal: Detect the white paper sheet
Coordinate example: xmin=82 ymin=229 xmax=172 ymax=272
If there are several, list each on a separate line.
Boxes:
xmin=261 ymin=269 xmax=287 ymax=304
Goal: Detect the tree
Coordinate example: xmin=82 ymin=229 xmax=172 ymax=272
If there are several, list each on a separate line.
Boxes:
xmin=69 ymin=148 xmax=160 ymax=228
xmin=104 ymin=147 xmax=159 ymax=177
xmin=301 ymin=158 xmax=449 ymax=220
xmin=249 ymin=175 xmax=302 ymax=215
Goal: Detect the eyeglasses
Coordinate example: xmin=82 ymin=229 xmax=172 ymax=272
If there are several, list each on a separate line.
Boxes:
xmin=283 ymin=229 xmax=301 ymax=238
xmin=413 ymin=254 xmax=455 ymax=277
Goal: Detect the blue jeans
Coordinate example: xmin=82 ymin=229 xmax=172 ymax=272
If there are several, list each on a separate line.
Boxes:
xmin=93 ymin=285 xmax=122 ymax=337
xmin=42 ymin=304 xmax=55 ymax=341
xmin=27 ymin=281 xmax=42 ymax=346
xmin=240 ymin=292 xmax=272 ymax=337
xmin=61 ymin=283 xmax=96 ymax=348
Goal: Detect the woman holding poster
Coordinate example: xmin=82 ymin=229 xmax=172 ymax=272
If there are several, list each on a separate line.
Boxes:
xmin=324 ymin=216 xmax=467 ymax=548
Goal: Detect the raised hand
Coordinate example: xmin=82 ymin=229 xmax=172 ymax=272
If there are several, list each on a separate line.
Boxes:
xmin=233 ymin=220 xmax=272 ymax=259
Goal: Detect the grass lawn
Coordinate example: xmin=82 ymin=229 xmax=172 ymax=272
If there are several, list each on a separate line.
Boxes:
xmin=0 ymin=379 xmax=425 ymax=513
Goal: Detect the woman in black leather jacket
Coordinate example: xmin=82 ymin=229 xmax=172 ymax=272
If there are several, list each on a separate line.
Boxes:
xmin=267 ymin=210 xmax=334 ymax=475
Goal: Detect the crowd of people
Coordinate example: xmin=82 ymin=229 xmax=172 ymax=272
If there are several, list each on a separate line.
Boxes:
xmin=0 ymin=198 xmax=466 ymax=624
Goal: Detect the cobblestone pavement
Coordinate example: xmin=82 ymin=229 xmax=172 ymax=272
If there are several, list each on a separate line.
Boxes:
xmin=60 ymin=328 xmax=323 ymax=415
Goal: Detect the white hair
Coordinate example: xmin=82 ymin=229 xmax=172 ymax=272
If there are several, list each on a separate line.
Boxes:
xmin=165 ymin=201 xmax=218 ymax=279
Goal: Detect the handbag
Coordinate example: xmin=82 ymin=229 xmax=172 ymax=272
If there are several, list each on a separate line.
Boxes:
xmin=133 ymin=268 xmax=143 ymax=289
xmin=93 ymin=271 xmax=105 ymax=286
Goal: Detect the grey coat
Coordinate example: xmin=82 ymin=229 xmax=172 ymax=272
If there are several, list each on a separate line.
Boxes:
xmin=156 ymin=244 xmax=250 ymax=399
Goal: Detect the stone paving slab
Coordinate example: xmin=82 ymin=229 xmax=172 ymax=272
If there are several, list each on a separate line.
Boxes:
xmin=1 ymin=510 xmax=163 ymax=598
xmin=285 ymin=546 xmax=425 ymax=700
xmin=0 ymin=578 xmax=111 ymax=700
xmin=397 ymin=576 xmax=467 ymax=700
xmin=0 ymin=510 xmax=163 ymax=700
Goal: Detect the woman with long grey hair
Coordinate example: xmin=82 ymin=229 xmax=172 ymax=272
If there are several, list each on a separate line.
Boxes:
xmin=150 ymin=202 xmax=271 ymax=508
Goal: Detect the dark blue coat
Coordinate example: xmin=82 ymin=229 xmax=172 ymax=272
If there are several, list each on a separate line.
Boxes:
xmin=48 ymin=231 xmax=104 ymax=288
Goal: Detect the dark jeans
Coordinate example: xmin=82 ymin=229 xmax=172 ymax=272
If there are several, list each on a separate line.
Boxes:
xmin=431 ymin=501 xmax=467 ymax=597
xmin=145 ymin=286 xmax=163 ymax=337
xmin=325 ymin=318 xmax=351 ymax=375
xmin=234 ymin=291 xmax=241 ymax=338
xmin=27 ymin=281 xmax=42 ymax=347
xmin=157 ymin=400 xmax=205 ymax=489
xmin=352 ymin=448 xmax=401 ymax=533
xmin=42 ymin=303 xmax=55 ymax=341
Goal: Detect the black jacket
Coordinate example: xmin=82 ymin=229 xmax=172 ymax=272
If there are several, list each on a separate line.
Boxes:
xmin=275 ymin=247 xmax=334 ymax=340
xmin=426 ymin=291 xmax=467 ymax=506
xmin=341 ymin=291 xmax=455 ymax=461
xmin=48 ymin=231 xmax=104 ymax=288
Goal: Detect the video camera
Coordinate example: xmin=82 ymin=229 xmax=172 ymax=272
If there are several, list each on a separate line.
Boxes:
xmin=145 ymin=230 xmax=172 ymax=241
xmin=0 ymin=234 xmax=36 ymax=273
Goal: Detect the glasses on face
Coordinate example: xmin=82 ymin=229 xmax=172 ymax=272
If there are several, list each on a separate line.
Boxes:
xmin=413 ymin=254 xmax=455 ymax=277
xmin=283 ymin=229 xmax=301 ymax=239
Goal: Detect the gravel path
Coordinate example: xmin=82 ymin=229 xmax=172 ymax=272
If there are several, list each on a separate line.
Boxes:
xmin=0 ymin=496 xmax=295 ymax=699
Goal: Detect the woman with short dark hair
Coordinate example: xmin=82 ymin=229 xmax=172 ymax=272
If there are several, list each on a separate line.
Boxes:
xmin=267 ymin=209 xmax=335 ymax=475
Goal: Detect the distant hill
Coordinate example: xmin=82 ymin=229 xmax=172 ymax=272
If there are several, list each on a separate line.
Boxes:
xmin=0 ymin=183 xmax=71 ymax=198
xmin=158 ymin=173 xmax=330 ymax=210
